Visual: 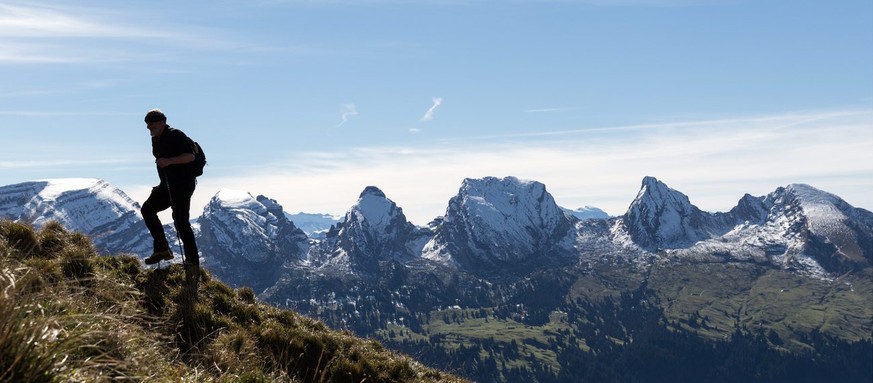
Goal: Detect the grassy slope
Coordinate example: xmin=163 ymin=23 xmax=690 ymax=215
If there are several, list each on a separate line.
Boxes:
xmin=646 ymin=260 xmax=873 ymax=345
xmin=0 ymin=220 xmax=466 ymax=383
xmin=378 ymin=257 xmax=873 ymax=378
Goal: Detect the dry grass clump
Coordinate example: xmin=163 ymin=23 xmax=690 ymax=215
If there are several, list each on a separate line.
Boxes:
xmin=0 ymin=220 xmax=465 ymax=383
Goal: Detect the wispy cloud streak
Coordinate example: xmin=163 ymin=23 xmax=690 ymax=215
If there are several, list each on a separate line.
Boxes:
xmin=0 ymin=3 xmax=160 ymax=38
xmin=0 ymin=3 xmax=245 ymax=64
xmin=420 ymin=97 xmax=443 ymax=122
xmin=337 ymin=103 xmax=358 ymax=127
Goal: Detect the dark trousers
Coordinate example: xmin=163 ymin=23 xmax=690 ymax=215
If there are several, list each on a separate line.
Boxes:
xmin=141 ymin=179 xmax=199 ymax=266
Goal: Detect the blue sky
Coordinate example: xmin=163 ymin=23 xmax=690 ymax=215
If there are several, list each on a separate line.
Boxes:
xmin=1 ymin=0 xmax=871 ymax=225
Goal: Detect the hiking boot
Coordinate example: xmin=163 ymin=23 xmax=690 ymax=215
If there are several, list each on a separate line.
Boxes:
xmin=144 ymin=249 xmax=174 ymax=265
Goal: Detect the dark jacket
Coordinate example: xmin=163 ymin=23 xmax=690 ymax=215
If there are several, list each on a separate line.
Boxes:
xmin=152 ymin=125 xmax=195 ymax=186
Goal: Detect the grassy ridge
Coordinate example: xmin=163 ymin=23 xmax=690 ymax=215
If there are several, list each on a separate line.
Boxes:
xmin=0 ymin=220 xmax=465 ymax=383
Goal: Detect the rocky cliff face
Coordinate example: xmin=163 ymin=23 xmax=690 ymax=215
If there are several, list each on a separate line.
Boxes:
xmin=315 ymin=186 xmax=430 ymax=273
xmin=197 ymin=189 xmax=308 ymax=291
xmin=753 ymin=184 xmax=873 ymax=273
xmin=620 ymin=176 xmax=735 ymax=250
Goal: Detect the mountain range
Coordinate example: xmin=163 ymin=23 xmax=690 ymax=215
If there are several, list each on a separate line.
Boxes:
xmin=2 ymin=175 xmax=871 ymax=381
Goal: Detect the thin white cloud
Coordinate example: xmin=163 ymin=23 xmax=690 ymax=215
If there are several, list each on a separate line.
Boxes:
xmin=167 ymin=109 xmax=873 ymax=224
xmin=0 ymin=3 xmax=249 ymax=64
xmin=523 ymin=106 xmax=580 ymax=113
xmin=337 ymin=103 xmax=358 ymax=127
xmin=0 ymin=110 xmax=133 ymax=117
xmin=420 ymin=97 xmax=443 ymax=122
xmin=0 ymin=3 xmax=168 ymax=39
xmin=0 ymin=88 xmax=59 ymax=98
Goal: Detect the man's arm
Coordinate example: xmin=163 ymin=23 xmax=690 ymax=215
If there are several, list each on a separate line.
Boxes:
xmin=157 ymin=153 xmax=195 ymax=168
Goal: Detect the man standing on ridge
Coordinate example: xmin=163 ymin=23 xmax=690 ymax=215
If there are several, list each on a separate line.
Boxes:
xmin=141 ymin=109 xmax=200 ymax=270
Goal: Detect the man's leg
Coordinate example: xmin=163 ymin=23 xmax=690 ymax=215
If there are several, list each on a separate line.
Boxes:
xmin=170 ymin=180 xmax=199 ymax=267
xmin=141 ymin=185 xmax=173 ymax=263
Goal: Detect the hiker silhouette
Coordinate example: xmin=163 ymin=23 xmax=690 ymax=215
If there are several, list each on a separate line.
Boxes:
xmin=140 ymin=109 xmax=200 ymax=284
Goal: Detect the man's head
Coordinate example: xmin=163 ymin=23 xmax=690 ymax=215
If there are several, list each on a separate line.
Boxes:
xmin=145 ymin=109 xmax=167 ymax=137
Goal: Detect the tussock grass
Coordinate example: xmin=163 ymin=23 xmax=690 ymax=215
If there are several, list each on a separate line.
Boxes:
xmin=0 ymin=220 xmax=466 ymax=383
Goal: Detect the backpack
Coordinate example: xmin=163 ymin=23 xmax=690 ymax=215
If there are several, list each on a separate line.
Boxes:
xmin=189 ymin=138 xmax=207 ymax=177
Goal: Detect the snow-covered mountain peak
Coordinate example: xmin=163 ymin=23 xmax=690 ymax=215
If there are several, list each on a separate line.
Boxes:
xmin=284 ymin=212 xmax=341 ymax=237
xmin=457 ymin=177 xmax=540 ymax=208
xmin=765 ymin=184 xmax=872 ymax=269
xmin=328 ymin=186 xmax=422 ymax=268
xmin=39 ymin=178 xmax=102 ymax=198
xmin=350 ymin=186 xmax=400 ymax=230
xmin=202 ymin=190 xmax=296 ymax=244
xmin=212 ymin=189 xmax=263 ymax=211
xmin=0 ymin=178 xmax=149 ymax=256
xmin=360 ymin=186 xmax=387 ymax=199
xmin=423 ymin=176 xmax=576 ymax=272
xmin=453 ymin=176 xmax=555 ymax=225
xmin=631 ymin=176 xmax=694 ymax=215
xmin=0 ymin=178 xmax=140 ymax=229
xmin=198 ymin=190 xmax=308 ymax=290
xmin=622 ymin=176 xmax=723 ymax=250
xmin=563 ymin=206 xmax=609 ymax=220
xmin=764 ymin=184 xmax=851 ymax=230
xmin=461 ymin=175 xmax=534 ymax=191
xmin=623 ymin=181 xmax=873 ymax=276
xmin=781 ymin=184 xmax=846 ymax=221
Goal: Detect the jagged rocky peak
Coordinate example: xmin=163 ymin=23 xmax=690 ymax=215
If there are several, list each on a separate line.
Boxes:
xmin=199 ymin=189 xmax=306 ymax=262
xmin=203 ymin=189 xmax=302 ymax=232
xmin=330 ymin=185 xmax=420 ymax=265
xmin=424 ymin=176 xmax=576 ymax=271
xmin=256 ymin=195 xmax=284 ymax=215
xmin=198 ymin=189 xmax=308 ymax=290
xmin=623 ymin=176 xmax=718 ymax=250
xmin=630 ymin=176 xmax=694 ymax=216
xmin=729 ymin=193 xmax=770 ymax=224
